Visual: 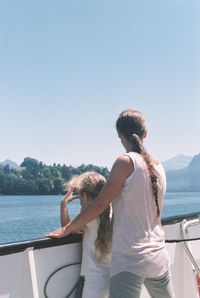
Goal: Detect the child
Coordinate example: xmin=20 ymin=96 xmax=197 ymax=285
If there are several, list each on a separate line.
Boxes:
xmin=60 ymin=172 xmax=112 ymax=298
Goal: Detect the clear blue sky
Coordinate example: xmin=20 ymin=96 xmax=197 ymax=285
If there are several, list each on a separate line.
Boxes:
xmin=0 ymin=0 xmax=200 ymax=168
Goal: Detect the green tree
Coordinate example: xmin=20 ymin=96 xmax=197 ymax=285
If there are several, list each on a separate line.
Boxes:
xmin=20 ymin=157 xmax=41 ymax=178
xmin=51 ymin=177 xmax=65 ymax=195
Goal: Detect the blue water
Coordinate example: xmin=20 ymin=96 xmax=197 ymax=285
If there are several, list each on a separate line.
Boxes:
xmin=0 ymin=193 xmax=200 ymax=245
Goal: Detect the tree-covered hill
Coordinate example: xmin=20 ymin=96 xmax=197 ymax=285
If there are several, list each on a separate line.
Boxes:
xmin=0 ymin=157 xmax=109 ymax=195
xmin=1 ymin=153 xmax=199 ymax=195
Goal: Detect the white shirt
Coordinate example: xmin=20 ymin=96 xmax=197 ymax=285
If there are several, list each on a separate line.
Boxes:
xmin=81 ymin=218 xmax=111 ymax=276
xmin=111 ymin=152 xmax=170 ymax=278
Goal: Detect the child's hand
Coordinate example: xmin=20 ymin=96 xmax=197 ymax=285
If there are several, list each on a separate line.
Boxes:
xmin=61 ymin=188 xmax=79 ymax=205
xmin=61 ymin=188 xmax=73 ymax=204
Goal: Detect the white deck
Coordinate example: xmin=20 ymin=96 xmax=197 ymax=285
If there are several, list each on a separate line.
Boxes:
xmin=0 ymin=216 xmax=199 ymax=298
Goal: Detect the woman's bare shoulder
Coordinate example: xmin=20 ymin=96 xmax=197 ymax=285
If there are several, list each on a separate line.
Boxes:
xmin=111 ymin=155 xmax=134 ymax=177
xmin=115 ymin=154 xmax=134 ymax=165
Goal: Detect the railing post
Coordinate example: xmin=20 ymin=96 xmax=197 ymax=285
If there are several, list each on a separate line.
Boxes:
xmin=26 ymin=248 xmax=39 ymax=298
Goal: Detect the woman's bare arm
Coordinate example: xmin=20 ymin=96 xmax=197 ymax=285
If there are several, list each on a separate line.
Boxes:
xmin=47 ymin=155 xmax=133 ymax=238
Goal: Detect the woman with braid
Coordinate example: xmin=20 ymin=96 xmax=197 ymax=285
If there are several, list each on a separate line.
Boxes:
xmin=48 ymin=109 xmax=175 ymax=298
xmin=60 ymin=172 xmax=112 ymax=298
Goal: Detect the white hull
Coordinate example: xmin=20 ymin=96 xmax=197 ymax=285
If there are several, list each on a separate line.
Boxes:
xmin=0 ymin=213 xmax=199 ymax=298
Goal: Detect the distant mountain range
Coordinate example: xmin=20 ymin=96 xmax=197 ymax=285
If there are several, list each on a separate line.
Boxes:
xmin=166 ymin=153 xmax=200 ymax=192
xmin=0 ymin=159 xmax=19 ymax=169
xmin=1 ymin=154 xmax=200 ymax=192
xmin=162 ymin=154 xmax=193 ymax=172
xmin=0 ymin=155 xmax=193 ymax=171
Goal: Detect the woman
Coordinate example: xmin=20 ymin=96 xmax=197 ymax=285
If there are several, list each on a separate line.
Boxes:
xmin=48 ymin=109 xmax=175 ymax=298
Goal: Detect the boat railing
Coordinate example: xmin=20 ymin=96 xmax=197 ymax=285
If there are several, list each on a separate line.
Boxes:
xmin=181 ymin=217 xmax=200 ymax=274
xmin=162 ymin=211 xmax=200 ymax=226
xmin=0 ymin=232 xmax=82 ymax=256
xmin=0 ymin=212 xmax=200 ymax=298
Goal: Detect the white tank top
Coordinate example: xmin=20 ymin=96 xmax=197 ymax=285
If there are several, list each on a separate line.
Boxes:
xmin=111 ymin=152 xmax=170 ymax=278
xmin=81 ymin=218 xmax=111 ymax=276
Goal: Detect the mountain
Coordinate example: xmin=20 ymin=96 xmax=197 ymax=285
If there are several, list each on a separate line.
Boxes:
xmin=162 ymin=154 xmax=193 ymax=172
xmin=0 ymin=159 xmax=19 ymax=169
xmin=166 ymin=153 xmax=200 ymax=192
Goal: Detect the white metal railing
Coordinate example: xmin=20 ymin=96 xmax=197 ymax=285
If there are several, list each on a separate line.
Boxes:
xmin=181 ymin=217 xmax=200 ymax=275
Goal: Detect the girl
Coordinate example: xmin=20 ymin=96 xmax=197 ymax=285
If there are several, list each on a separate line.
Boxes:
xmin=60 ymin=172 xmax=112 ymax=298
xmin=48 ymin=109 xmax=175 ymax=298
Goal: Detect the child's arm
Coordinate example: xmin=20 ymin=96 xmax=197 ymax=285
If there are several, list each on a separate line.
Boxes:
xmin=60 ymin=189 xmax=74 ymax=227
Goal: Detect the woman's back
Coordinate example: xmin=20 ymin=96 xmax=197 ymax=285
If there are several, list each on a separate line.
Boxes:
xmin=111 ymin=152 xmax=169 ymax=278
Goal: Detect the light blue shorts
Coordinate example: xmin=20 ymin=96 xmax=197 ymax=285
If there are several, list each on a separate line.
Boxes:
xmin=82 ymin=274 xmax=109 ymax=298
xmin=109 ymin=271 xmax=176 ymax=298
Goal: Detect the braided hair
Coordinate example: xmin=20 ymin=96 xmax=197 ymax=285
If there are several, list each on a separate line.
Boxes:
xmin=116 ymin=109 xmax=160 ymax=217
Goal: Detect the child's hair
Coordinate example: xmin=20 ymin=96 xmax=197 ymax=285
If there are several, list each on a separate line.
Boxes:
xmin=116 ymin=109 xmax=160 ymax=217
xmin=67 ymin=172 xmax=112 ymax=260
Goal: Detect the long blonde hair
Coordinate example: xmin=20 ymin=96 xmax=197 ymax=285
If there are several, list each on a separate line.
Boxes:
xmin=67 ymin=172 xmax=112 ymax=260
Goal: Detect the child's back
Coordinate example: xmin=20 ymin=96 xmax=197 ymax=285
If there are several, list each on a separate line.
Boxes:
xmin=81 ymin=217 xmax=111 ymax=298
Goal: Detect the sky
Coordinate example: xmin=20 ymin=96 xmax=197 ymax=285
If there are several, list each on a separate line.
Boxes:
xmin=0 ymin=0 xmax=200 ymax=168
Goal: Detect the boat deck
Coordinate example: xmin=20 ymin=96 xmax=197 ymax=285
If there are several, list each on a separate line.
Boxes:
xmin=0 ymin=213 xmax=199 ymax=298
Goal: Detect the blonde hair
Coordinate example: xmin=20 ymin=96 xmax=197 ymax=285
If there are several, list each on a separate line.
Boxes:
xmin=116 ymin=109 xmax=160 ymax=217
xmin=67 ymin=172 xmax=112 ymax=260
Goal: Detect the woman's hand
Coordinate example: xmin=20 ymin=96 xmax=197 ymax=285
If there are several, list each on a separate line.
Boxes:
xmin=46 ymin=224 xmax=71 ymax=238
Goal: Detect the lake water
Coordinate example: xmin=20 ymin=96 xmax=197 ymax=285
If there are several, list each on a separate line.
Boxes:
xmin=0 ymin=193 xmax=200 ymax=245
